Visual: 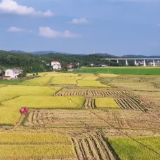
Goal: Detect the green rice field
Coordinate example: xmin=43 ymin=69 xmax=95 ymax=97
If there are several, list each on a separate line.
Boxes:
xmin=76 ymin=67 xmax=160 ymax=75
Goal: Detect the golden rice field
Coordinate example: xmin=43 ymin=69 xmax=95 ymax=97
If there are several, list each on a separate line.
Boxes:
xmin=1 ymin=72 xmax=160 ymax=159
xmin=81 ymin=76 xmax=98 ymax=80
xmin=95 ymin=98 xmax=120 ymax=108
xmin=0 ymin=85 xmax=61 ymax=96
xmin=0 ymin=145 xmax=75 ymax=159
xmin=0 ymin=106 xmax=20 ymax=125
xmin=44 ymin=72 xmax=79 ymax=77
xmin=77 ymin=80 xmax=108 ymax=87
xmin=0 ymin=84 xmax=7 ymax=88
xmin=108 ymin=136 xmax=160 ymax=160
xmin=2 ymin=96 xmax=85 ymax=109
xmin=0 ymin=132 xmax=71 ymax=143
xmin=0 ymin=94 xmax=17 ymax=102
xmin=22 ymin=76 xmax=53 ymax=86
xmin=50 ymin=76 xmax=81 ymax=85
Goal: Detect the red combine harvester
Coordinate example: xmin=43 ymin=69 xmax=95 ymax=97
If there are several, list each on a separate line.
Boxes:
xmin=20 ymin=107 xmax=28 ymax=115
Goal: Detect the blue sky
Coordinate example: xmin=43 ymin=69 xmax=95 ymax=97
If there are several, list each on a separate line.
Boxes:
xmin=0 ymin=0 xmax=160 ymax=56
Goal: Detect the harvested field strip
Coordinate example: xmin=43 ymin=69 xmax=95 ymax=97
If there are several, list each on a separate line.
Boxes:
xmin=83 ymin=98 xmax=95 ymax=109
xmin=71 ymin=132 xmax=118 ymax=160
xmin=115 ymin=98 xmax=145 ymax=111
xmin=151 ymin=82 xmax=160 ymax=89
xmin=25 ymin=110 xmax=54 ymax=127
xmin=56 ymin=89 xmax=128 ymax=98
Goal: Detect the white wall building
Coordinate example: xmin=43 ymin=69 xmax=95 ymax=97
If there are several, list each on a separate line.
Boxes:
xmin=51 ymin=61 xmax=61 ymax=70
xmin=5 ymin=69 xmax=22 ymax=78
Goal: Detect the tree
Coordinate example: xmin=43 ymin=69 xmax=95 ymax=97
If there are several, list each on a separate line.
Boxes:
xmin=18 ymin=70 xmax=27 ymax=78
xmin=0 ymin=67 xmax=5 ymax=76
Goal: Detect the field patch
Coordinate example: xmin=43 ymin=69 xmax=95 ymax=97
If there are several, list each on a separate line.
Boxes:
xmin=95 ymin=98 xmax=120 ymax=108
xmin=112 ymin=82 xmax=158 ymax=91
xmin=50 ymin=76 xmax=81 ymax=85
xmin=72 ymin=131 xmax=117 ymax=160
xmin=0 ymin=106 xmax=20 ymax=125
xmin=108 ymin=136 xmax=160 ymax=160
xmin=0 ymin=132 xmax=71 ymax=144
xmin=22 ymin=76 xmax=53 ymax=86
xmin=57 ymin=88 xmax=127 ymax=98
xmin=77 ymin=80 xmax=108 ymax=87
xmin=81 ymin=76 xmax=98 ymax=80
xmin=76 ymin=67 xmax=160 ymax=75
xmin=0 ymin=145 xmax=75 ymax=159
xmin=2 ymin=96 xmax=85 ymax=109
xmin=0 ymin=94 xmax=18 ymax=103
xmin=0 ymin=84 xmax=7 ymax=88
xmin=0 ymin=85 xmax=61 ymax=96
xmin=45 ymin=72 xmax=79 ymax=77
xmin=24 ymin=109 xmax=108 ymax=128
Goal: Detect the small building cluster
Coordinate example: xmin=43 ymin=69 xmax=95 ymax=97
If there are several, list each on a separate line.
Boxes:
xmin=51 ymin=61 xmax=75 ymax=71
xmin=2 ymin=69 xmax=22 ymax=79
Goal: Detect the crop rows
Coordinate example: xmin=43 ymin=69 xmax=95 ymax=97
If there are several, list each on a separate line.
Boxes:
xmin=71 ymin=131 xmax=117 ymax=160
xmin=151 ymin=82 xmax=160 ymax=89
xmin=25 ymin=109 xmax=54 ymax=127
xmin=83 ymin=98 xmax=95 ymax=109
xmin=115 ymin=98 xmax=145 ymax=111
xmin=24 ymin=109 xmax=108 ymax=128
xmin=56 ymin=89 xmax=128 ymax=98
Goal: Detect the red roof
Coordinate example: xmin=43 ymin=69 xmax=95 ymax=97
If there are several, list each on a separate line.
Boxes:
xmin=52 ymin=61 xmax=59 ymax=62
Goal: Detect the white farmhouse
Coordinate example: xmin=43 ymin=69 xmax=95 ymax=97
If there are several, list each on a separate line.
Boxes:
xmin=51 ymin=61 xmax=61 ymax=70
xmin=5 ymin=69 xmax=22 ymax=78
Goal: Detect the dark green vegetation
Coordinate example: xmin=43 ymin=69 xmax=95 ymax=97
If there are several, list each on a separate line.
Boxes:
xmin=0 ymin=51 xmax=119 ymax=73
xmin=76 ymin=67 xmax=160 ymax=75
xmin=1 ymin=50 xmax=160 ymax=75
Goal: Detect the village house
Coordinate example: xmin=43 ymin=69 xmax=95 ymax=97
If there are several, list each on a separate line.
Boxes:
xmin=4 ymin=69 xmax=22 ymax=79
xmin=51 ymin=61 xmax=61 ymax=70
xmin=66 ymin=64 xmax=74 ymax=71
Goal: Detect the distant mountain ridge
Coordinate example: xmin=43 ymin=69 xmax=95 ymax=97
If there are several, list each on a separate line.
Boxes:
xmin=2 ymin=50 xmax=160 ymax=57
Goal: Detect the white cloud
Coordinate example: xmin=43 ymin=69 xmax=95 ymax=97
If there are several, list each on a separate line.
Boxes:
xmin=7 ymin=27 xmax=33 ymax=33
xmin=71 ymin=18 xmax=89 ymax=24
xmin=0 ymin=0 xmax=53 ymax=17
xmin=7 ymin=27 xmax=25 ymax=32
xmin=39 ymin=27 xmax=81 ymax=38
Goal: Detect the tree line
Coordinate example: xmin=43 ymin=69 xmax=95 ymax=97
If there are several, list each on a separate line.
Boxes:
xmin=0 ymin=50 xmax=136 ymax=73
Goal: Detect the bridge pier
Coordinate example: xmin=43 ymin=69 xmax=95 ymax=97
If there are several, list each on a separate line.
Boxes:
xmin=117 ymin=59 xmax=119 ymax=63
xmin=125 ymin=59 xmax=128 ymax=66
xmin=143 ymin=59 xmax=146 ymax=67
xmin=153 ymin=59 xmax=156 ymax=66
xmin=134 ymin=59 xmax=137 ymax=66
xmin=104 ymin=58 xmax=160 ymax=67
